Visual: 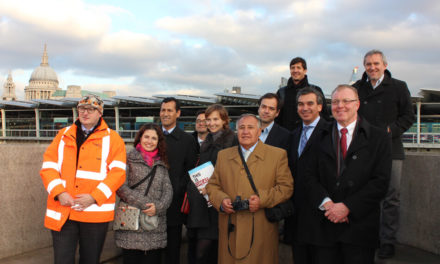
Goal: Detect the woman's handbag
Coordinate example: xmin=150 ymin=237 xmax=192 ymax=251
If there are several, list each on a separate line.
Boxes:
xmin=113 ymin=166 xmax=158 ymax=231
xmin=140 ymin=214 xmax=159 ymax=231
xmin=113 ymin=201 xmax=141 ymax=230
xmin=238 ymin=147 xmax=294 ymax=222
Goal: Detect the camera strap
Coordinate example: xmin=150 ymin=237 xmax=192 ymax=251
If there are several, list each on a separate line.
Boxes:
xmin=225 ymin=146 xmax=259 ymax=260
xmin=238 ymin=146 xmax=259 ymax=196
xmin=227 ymin=213 xmax=255 ymax=260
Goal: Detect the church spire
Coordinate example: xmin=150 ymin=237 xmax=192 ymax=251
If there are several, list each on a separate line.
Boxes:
xmin=3 ymin=70 xmax=16 ymax=101
xmin=41 ymin=44 xmax=49 ymax=66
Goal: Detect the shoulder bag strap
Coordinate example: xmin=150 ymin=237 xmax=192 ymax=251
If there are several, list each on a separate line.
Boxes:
xmin=143 ymin=166 xmax=158 ymax=197
xmin=237 ymin=147 xmax=259 ymax=196
xmin=129 ymin=165 xmax=157 ymax=190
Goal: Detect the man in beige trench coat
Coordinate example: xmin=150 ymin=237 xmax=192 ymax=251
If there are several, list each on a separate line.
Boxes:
xmin=207 ymin=114 xmax=293 ymax=264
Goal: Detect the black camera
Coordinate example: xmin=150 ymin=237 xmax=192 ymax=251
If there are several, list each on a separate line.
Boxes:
xmin=231 ymin=196 xmax=249 ymax=211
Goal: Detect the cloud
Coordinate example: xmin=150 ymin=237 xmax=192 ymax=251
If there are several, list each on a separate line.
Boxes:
xmin=0 ymin=0 xmax=439 ymax=99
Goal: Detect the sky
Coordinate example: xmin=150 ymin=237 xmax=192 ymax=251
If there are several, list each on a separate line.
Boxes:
xmin=0 ymin=0 xmax=439 ymax=100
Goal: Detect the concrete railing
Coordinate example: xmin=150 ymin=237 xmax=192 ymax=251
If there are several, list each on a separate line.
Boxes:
xmin=0 ymin=143 xmax=438 ymax=260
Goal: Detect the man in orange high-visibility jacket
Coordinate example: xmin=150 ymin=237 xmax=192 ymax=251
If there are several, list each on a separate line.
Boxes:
xmin=40 ymin=95 xmax=126 ymax=264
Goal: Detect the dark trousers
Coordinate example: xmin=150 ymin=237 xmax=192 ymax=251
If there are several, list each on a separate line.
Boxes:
xmin=380 ymin=159 xmax=402 ymax=245
xmin=292 ymin=243 xmax=314 ymax=264
xmin=165 ymin=224 xmax=183 ymax=264
xmin=122 ymin=248 xmax=162 ymax=264
xmin=313 ymin=243 xmax=375 ymax=264
xmin=51 ymin=219 xmax=108 ymax=264
xmin=187 ymin=228 xmax=218 ymax=264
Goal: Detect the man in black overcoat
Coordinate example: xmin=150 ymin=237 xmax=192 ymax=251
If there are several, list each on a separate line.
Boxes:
xmin=275 ymin=57 xmax=329 ymax=131
xmin=305 ymin=85 xmax=392 ymax=264
xmin=258 ymin=93 xmax=290 ymax=151
xmin=287 ymin=86 xmax=328 ymax=264
xmin=160 ymin=97 xmax=198 ymax=264
xmin=352 ymin=50 xmax=415 ymax=259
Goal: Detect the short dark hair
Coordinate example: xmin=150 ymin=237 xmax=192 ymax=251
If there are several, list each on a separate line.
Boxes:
xmin=195 ymin=109 xmax=205 ymax=118
xmin=133 ymin=123 xmax=169 ymax=168
xmin=296 ymin=86 xmax=324 ymax=105
xmin=289 ymin=57 xmax=307 ymax=70
xmin=161 ymin=97 xmax=181 ymax=111
xmin=258 ymin=93 xmax=281 ymax=111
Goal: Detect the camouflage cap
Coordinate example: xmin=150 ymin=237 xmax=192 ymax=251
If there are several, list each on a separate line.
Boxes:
xmin=78 ymin=95 xmax=104 ymax=114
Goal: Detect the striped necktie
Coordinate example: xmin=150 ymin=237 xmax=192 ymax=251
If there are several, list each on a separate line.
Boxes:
xmin=298 ymin=125 xmax=311 ymax=156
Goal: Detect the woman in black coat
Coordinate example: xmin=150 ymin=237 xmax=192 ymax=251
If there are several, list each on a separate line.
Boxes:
xmin=186 ymin=104 xmax=237 ymax=264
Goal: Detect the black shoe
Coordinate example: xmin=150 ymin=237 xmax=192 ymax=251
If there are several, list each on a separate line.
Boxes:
xmin=378 ymin=244 xmax=395 ymax=259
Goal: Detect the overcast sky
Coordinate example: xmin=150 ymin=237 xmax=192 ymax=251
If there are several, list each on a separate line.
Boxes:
xmin=0 ymin=0 xmax=439 ymax=99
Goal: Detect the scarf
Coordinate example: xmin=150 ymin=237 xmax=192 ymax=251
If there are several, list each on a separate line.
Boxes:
xmin=136 ymin=143 xmax=160 ymax=167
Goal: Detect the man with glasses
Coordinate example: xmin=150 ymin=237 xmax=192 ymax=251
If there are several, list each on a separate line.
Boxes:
xmin=353 ymin=50 xmax=415 ymax=259
xmin=305 ymin=85 xmax=391 ymax=264
xmin=40 ymin=95 xmax=126 ymax=264
xmin=192 ymin=110 xmax=209 ymax=147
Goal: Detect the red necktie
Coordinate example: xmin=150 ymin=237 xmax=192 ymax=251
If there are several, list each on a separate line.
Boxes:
xmin=340 ymin=128 xmax=348 ymax=159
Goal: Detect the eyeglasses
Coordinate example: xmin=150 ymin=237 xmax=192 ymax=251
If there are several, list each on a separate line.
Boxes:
xmin=196 ymin=119 xmax=207 ymax=124
xmin=331 ymin=99 xmax=358 ymax=106
xmin=78 ymin=107 xmax=97 ymax=114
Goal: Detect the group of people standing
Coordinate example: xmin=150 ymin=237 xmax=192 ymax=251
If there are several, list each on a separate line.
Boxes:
xmin=40 ymin=49 xmax=414 ymax=264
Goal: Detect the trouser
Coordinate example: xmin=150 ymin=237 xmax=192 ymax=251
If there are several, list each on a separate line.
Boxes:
xmin=122 ymin=248 xmax=162 ymax=264
xmin=380 ymin=159 xmax=403 ymax=244
xmin=165 ymin=224 xmax=183 ymax=264
xmin=313 ymin=243 xmax=375 ymax=264
xmin=291 ymin=243 xmax=314 ymax=264
xmin=51 ymin=219 xmax=108 ymax=264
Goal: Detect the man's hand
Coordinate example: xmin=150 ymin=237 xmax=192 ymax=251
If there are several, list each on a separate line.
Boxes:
xmin=199 ymin=187 xmax=207 ymax=195
xmin=73 ymin=194 xmax=96 ymax=211
xmin=221 ymin=198 xmax=235 ymax=214
xmin=322 ymin=200 xmax=334 ymax=211
xmin=248 ymin=195 xmax=260 ymax=213
xmin=142 ymin=203 xmax=156 ymax=216
xmin=324 ymin=202 xmax=350 ymax=223
xmin=57 ymin=192 xmax=74 ymax=207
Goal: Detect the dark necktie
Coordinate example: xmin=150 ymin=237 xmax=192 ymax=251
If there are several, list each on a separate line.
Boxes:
xmin=163 ymin=130 xmax=170 ymax=136
xmin=340 ymin=128 xmax=348 ymax=159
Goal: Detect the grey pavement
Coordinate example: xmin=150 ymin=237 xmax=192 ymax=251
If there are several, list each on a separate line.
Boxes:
xmin=103 ymin=243 xmax=440 ymax=264
xmin=1 ymin=234 xmax=439 ymax=264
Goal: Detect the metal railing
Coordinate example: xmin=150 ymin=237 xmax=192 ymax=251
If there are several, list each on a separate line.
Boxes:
xmin=2 ymin=129 xmax=440 ymax=148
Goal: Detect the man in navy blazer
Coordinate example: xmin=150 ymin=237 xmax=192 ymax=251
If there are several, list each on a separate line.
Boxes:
xmin=258 ymin=93 xmax=290 ymax=151
xmin=288 ymin=86 xmax=329 ymax=264
xmin=305 ymin=85 xmax=392 ymax=264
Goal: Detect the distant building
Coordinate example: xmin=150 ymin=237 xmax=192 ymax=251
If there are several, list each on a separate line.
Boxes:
xmin=23 ymin=44 xmax=115 ymax=100
xmin=349 ymin=66 xmax=359 ymax=85
xmin=24 ymin=45 xmax=61 ymax=100
xmin=2 ymin=72 xmax=17 ymax=101
xmin=279 ymin=77 xmax=288 ymax=88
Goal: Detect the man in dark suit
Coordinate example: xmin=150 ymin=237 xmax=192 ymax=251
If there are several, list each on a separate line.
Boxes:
xmin=258 ymin=93 xmax=290 ymax=151
xmin=305 ymin=85 xmax=392 ymax=264
xmin=288 ymin=86 xmax=328 ymax=263
xmin=353 ymin=50 xmax=415 ymax=259
xmin=160 ymin=97 xmax=198 ymax=264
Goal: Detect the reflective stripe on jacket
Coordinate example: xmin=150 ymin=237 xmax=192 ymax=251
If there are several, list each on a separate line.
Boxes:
xmin=40 ymin=119 xmax=126 ymax=231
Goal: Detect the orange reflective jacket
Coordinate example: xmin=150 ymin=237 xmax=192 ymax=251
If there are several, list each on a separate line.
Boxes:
xmin=40 ymin=119 xmax=126 ymax=231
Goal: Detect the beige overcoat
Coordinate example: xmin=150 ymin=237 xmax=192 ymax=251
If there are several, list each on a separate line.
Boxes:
xmin=207 ymin=141 xmax=293 ymax=264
